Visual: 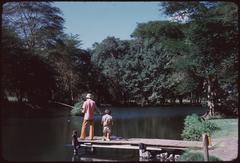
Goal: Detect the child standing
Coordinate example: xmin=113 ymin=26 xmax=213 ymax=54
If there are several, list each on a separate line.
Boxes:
xmin=101 ymin=109 xmax=113 ymax=141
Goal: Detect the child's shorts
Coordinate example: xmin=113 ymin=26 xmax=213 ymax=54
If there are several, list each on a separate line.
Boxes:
xmin=103 ymin=126 xmax=112 ymax=134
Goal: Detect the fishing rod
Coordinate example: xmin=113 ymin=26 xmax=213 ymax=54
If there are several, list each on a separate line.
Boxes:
xmin=51 ymin=101 xmax=75 ymax=109
xmin=51 ymin=101 xmax=103 ymax=115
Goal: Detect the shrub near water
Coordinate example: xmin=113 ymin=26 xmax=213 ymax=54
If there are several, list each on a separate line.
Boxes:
xmin=70 ymin=100 xmax=84 ymax=116
xmin=181 ymin=114 xmax=219 ymax=141
xmin=179 ymin=150 xmax=221 ymax=161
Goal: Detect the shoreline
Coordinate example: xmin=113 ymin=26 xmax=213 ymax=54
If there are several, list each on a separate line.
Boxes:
xmin=189 ymin=118 xmax=238 ymax=161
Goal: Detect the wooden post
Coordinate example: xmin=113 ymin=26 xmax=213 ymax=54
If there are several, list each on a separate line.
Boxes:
xmin=208 ymin=134 xmax=212 ymax=146
xmin=202 ymin=133 xmax=209 ymax=161
xmin=90 ymin=146 xmax=95 ymax=153
xmin=139 ymin=143 xmax=152 ymax=161
xmin=72 ymin=130 xmax=79 ymax=155
xmin=139 ymin=143 xmax=146 ymax=158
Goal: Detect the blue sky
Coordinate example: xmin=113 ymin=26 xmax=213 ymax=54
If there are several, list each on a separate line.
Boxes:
xmin=54 ymin=2 xmax=168 ymax=49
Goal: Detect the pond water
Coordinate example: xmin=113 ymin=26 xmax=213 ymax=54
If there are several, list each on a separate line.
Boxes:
xmin=1 ymin=106 xmax=207 ymax=161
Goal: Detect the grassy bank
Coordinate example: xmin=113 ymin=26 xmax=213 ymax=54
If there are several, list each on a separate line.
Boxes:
xmin=180 ymin=118 xmax=238 ymax=161
xmin=210 ymin=118 xmax=238 ymax=139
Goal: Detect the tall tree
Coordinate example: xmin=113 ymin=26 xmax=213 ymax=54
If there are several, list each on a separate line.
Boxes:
xmin=1 ymin=28 xmax=55 ymax=103
xmin=161 ymin=2 xmax=238 ymax=116
xmin=91 ymin=37 xmax=130 ymax=104
xmin=47 ymin=34 xmax=84 ymax=103
xmin=2 ymin=2 xmax=65 ymax=104
xmin=130 ymin=21 xmax=194 ymax=105
xmin=2 ymin=2 xmax=64 ymax=53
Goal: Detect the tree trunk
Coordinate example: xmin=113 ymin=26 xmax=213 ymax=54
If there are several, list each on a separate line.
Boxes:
xmin=179 ymin=96 xmax=183 ymax=104
xmin=16 ymin=89 xmax=23 ymax=103
xmin=69 ymin=71 xmax=74 ymax=104
xmin=160 ymin=98 xmax=165 ymax=104
xmin=70 ymin=88 xmax=73 ymax=103
xmin=141 ymin=97 xmax=145 ymax=107
xmin=170 ymin=98 xmax=176 ymax=104
xmin=207 ymin=77 xmax=215 ymax=117
xmin=199 ymin=98 xmax=202 ymax=104
xmin=190 ymin=92 xmax=193 ymax=104
xmin=51 ymin=89 xmax=55 ymax=101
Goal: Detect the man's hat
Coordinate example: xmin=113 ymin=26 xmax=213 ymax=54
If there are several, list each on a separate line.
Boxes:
xmin=105 ymin=109 xmax=111 ymax=114
xmin=86 ymin=93 xmax=92 ymax=99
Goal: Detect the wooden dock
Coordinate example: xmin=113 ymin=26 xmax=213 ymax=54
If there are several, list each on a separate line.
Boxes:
xmin=72 ymin=134 xmax=213 ymax=161
xmin=76 ymin=136 xmax=212 ymax=150
xmin=80 ymin=143 xmax=163 ymax=151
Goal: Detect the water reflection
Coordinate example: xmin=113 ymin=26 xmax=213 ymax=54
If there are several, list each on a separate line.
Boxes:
xmin=1 ymin=106 xmax=206 ymax=161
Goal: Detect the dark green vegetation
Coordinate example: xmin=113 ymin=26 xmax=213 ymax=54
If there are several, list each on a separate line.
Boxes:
xmin=180 ymin=118 xmax=238 ymax=161
xmin=179 ymin=150 xmax=220 ymax=161
xmin=181 ymin=114 xmax=219 ymax=141
xmin=71 ymin=101 xmax=84 ymax=116
xmin=1 ymin=2 xmax=238 ymax=117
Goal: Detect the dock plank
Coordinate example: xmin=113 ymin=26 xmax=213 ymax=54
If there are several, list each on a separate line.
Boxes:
xmin=80 ymin=144 xmax=163 ymax=151
xmin=77 ymin=136 xmax=206 ymax=150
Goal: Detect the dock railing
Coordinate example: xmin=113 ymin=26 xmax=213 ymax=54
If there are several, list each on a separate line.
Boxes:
xmin=72 ymin=130 xmax=212 ymax=161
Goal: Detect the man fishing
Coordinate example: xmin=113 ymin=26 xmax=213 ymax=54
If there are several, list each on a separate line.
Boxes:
xmin=80 ymin=93 xmax=101 ymax=140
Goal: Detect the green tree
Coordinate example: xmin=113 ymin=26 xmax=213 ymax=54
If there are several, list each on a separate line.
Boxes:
xmin=161 ymin=2 xmax=238 ymax=116
xmin=2 ymin=2 xmax=64 ymax=53
xmin=130 ymin=21 xmax=195 ymax=105
xmin=2 ymin=1 xmax=66 ymax=104
xmin=1 ymin=28 xmax=55 ymax=103
xmin=47 ymin=34 xmax=84 ymax=104
xmin=91 ymin=37 xmax=130 ymax=104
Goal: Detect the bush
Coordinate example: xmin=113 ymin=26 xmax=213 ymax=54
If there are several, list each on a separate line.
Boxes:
xmin=70 ymin=100 xmax=84 ymax=116
xmin=181 ymin=114 xmax=219 ymax=141
xmin=179 ymin=150 xmax=221 ymax=161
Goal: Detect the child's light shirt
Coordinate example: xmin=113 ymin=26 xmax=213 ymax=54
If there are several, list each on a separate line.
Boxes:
xmin=102 ymin=114 xmax=113 ymax=127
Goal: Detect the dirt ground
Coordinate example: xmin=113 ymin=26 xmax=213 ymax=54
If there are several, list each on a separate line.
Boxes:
xmin=209 ymin=138 xmax=238 ymax=161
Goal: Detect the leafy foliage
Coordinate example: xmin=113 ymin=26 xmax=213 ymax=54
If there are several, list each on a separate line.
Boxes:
xmin=2 ymin=2 xmax=64 ymax=51
xmin=70 ymin=100 xmax=84 ymax=116
xmin=179 ymin=150 xmax=221 ymax=161
xmin=181 ymin=114 xmax=219 ymax=141
xmin=1 ymin=2 xmax=238 ymax=117
xmin=1 ymin=28 xmax=56 ymax=103
xmin=160 ymin=1 xmax=238 ymax=116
